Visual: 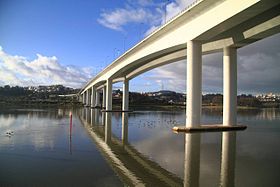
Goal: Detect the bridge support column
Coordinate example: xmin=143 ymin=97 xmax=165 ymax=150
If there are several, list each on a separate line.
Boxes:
xmin=96 ymin=91 xmax=101 ymax=107
xmin=186 ymin=40 xmax=202 ymax=127
xmin=86 ymin=90 xmax=90 ymax=106
xmin=102 ymin=86 xmax=106 ymax=109
xmin=89 ymin=89 xmax=92 ymax=107
xmin=91 ymin=87 xmax=96 ymax=108
xmin=83 ymin=93 xmax=86 ymax=105
xmin=106 ymin=79 xmax=113 ymax=111
xmin=223 ymin=47 xmax=237 ymax=126
xmin=122 ymin=78 xmax=129 ymax=111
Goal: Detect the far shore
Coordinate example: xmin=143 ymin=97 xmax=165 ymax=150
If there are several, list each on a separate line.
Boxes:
xmin=0 ymin=102 xmax=278 ymax=110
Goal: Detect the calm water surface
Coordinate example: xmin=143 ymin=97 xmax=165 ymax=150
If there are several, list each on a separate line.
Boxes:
xmin=0 ymin=107 xmax=279 ymax=186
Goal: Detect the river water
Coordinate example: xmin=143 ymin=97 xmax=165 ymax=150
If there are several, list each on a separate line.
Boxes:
xmin=0 ymin=107 xmax=279 ymax=186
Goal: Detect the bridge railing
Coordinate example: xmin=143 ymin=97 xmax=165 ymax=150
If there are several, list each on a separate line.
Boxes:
xmin=141 ymin=0 xmax=203 ymax=42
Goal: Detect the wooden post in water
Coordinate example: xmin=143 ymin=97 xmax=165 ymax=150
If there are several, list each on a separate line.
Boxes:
xmin=69 ymin=111 xmax=73 ymax=154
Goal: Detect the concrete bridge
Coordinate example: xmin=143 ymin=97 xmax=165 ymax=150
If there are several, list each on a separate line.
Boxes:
xmin=79 ymin=0 xmax=280 ymax=127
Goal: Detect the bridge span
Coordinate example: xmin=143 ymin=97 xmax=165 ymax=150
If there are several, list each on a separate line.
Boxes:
xmin=79 ymin=0 xmax=280 ymax=127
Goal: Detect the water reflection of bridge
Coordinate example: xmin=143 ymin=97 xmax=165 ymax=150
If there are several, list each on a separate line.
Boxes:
xmin=78 ymin=108 xmax=237 ymax=187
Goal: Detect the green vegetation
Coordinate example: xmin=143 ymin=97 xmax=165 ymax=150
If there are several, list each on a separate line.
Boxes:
xmin=0 ymin=85 xmax=81 ymax=107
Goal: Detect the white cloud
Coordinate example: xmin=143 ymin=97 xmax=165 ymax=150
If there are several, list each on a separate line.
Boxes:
xmin=0 ymin=47 xmax=94 ymax=88
xmin=97 ymin=0 xmax=196 ymax=37
xmin=158 ymin=0 xmax=195 ymax=25
xmin=134 ymin=0 xmax=154 ymax=7
xmin=97 ymin=6 xmax=159 ymax=31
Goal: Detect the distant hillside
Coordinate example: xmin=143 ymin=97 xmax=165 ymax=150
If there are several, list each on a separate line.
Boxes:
xmin=0 ymin=85 xmax=81 ymax=106
xmin=0 ymin=86 xmax=278 ymax=108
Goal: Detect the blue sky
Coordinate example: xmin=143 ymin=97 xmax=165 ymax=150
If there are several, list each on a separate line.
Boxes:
xmin=0 ymin=0 xmax=280 ymax=94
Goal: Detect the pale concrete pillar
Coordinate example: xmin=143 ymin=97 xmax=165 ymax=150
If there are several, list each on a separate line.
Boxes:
xmin=86 ymin=90 xmax=90 ymax=106
xmin=184 ymin=133 xmax=201 ymax=187
xmin=186 ymin=40 xmax=202 ymax=127
xmin=85 ymin=91 xmax=87 ymax=105
xmin=91 ymin=87 xmax=96 ymax=108
xmin=89 ymin=89 xmax=92 ymax=106
xmin=122 ymin=113 xmax=128 ymax=144
xmin=223 ymin=47 xmax=237 ymax=126
xmin=83 ymin=93 xmax=86 ymax=105
xmin=102 ymin=86 xmax=106 ymax=109
xmin=106 ymin=79 xmax=113 ymax=111
xmin=96 ymin=91 xmax=101 ymax=107
xmin=220 ymin=132 xmax=236 ymax=187
xmin=122 ymin=78 xmax=129 ymax=111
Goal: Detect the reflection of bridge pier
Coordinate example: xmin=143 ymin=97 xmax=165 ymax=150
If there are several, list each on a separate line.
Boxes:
xmin=90 ymin=109 xmax=101 ymax=126
xmin=183 ymin=132 xmax=236 ymax=187
xmin=122 ymin=113 xmax=128 ymax=144
xmin=79 ymin=108 xmax=183 ymax=186
xmin=220 ymin=132 xmax=236 ymax=187
xmin=105 ymin=112 xmax=112 ymax=144
xmin=90 ymin=109 xmax=95 ymax=125
xmin=102 ymin=111 xmax=106 ymax=126
xmin=95 ymin=109 xmax=99 ymax=124
xmin=80 ymin=108 xmax=239 ymax=186
xmin=184 ymin=133 xmax=201 ymax=187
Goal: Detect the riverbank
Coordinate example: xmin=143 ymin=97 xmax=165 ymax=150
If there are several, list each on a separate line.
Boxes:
xmin=0 ymin=101 xmax=278 ymax=111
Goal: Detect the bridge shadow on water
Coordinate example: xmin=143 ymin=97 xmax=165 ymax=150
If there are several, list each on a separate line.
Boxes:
xmin=78 ymin=108 xmax=237 ymax=187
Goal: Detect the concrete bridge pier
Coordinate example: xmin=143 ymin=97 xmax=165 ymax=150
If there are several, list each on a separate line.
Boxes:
xmin=85 ymin=91 xmax=87 ymax=106
xmin=122 ymin=78 xmax=129 ymax=111
xmin=223 ymin=47 xmax=237 ymax=126
xmin=83 ymin=93 xmax=86 ymax=105
xmin=91 ymin=87 xmax=96 ymax=108
xmin=86 ymin=89 xmax=90 ymax=107
xmin=102 ymin=86 xmax=106 ymax=109
xmin=186 ymin=40 xmax=202 ymax=127
xmin=106 ymin=79 xmax=113 ymax=111
xmin=89 ymin=89 xmax=92 ymax=107
xmin=96 ymin=90 xmax=101 ymax=107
